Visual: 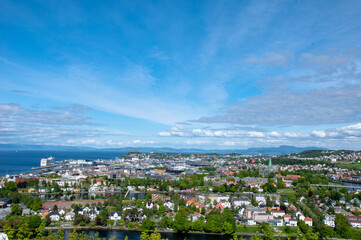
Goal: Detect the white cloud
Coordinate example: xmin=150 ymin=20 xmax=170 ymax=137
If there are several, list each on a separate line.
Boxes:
xmin=312 ymin=130 xmax=327 ymax=138
xmin=186 ymin=140 xmax=212 ymax=145
xmin=197 ymin=86 xmax=361 ymax=126
xmin=245 ymin=52 xmax=289 ymax=66
xmin=132 ymin=139 xmax=155 ymax=144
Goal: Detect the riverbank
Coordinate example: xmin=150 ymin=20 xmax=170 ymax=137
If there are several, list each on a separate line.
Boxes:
xmin=45 ymin=226 xmax=292 ymax=239
xmin=43 ymin=227 xmax=351 ymax=240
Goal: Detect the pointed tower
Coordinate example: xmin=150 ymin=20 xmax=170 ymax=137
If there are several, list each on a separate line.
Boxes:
xmin=268 ymin=157 xmax=272 ymax=172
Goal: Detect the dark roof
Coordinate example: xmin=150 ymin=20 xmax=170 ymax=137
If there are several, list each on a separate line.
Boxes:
xmin=0 ymin=198 xmax=11 ymax=204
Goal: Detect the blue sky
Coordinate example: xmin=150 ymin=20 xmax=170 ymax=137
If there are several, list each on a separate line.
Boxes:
xmin=1 ymin=0 xmax=361 ymax=149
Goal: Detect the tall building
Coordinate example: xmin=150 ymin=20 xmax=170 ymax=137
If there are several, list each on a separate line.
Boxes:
xmin=40 ymin=157 xmax=55 ymax=167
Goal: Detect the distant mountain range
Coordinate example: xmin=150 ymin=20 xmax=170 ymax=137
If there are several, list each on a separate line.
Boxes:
xmin=0 ymin=144 xmax=327 ymax=155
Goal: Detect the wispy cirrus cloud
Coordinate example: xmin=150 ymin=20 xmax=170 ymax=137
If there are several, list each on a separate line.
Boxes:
xmin=196 ymin=86 xmax=361 ymax=126
xmin=0 ymin=102 xmax=93 ymax=125
xmin=244 ymin=52 xmax=291 ymax=66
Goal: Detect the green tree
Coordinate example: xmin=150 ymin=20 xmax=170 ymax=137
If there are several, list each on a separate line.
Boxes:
xmin=192 ymin=217 xmax=205 ymax=231
xmin=335 ymin=214 xmax=352 ymax=239
xmin=173 ymin=210 xmax=190 ymax=232
xmin=10 ymin=203 xmax=22 ymax=216
xmin=16 ymin=222 xmax=33 ymax=239
xmin=251 ymin=198 xmax=258 ymax=207
xmin=3 ymin=222 xmax=16 ymax=239
xmin=26 ymin=214 xmax=42 ymax=229
xmin=35 ymin=222 xmax=46 ymax=238
xmin=223 ymin=222 xmax=234 ymax=235
xmin=30 ymin=197 xmax=43 ymax=211
xmin=5 ymin=181 xmax=18 ymax=191
xmin=142 ymin=217 xmax=155 ymax=230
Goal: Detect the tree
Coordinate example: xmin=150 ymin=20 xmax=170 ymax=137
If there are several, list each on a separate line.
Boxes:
xmin=335 ymin=214 xmax=352 ymax=239
xmin=16 ymin=222 xmax=32 ymax=239
xmin=223 ymin=222 xmax=234 ymax=235
xmin=259 ymin=222 xmax=274 ymax=240
xmin=173 ymin=210 xmax=190 ymax=232
xmin=140 ymin=229 xmax=167 ymax=240
xmin=3 ymin=222 xmax=16 ymax=239
xmin=251 ymin=198 xmax=258 ymax=207
xmin=277 ymin=179 xmax=286 ymax=188
xmin=159 ymin=216 xmax=172 ymax=229
xmin=141 ymin=217 xmax=155 ymax=230
xmin=10 ymin=203 xmax=22 ymax=216
xmin=157 ymin=205 xmax=166 ymax=216
xmin=26 ymin=215 xmax=42 ymax=229
xmin=192 ymin=217 xmax=205 ymax=231
xmin=30 ymin=197 xmax=42 ymax=211
xmin=35 ymin=222 xmax=46 ymax=238
xmin=5 ymin=181 xmax=18 ymax=192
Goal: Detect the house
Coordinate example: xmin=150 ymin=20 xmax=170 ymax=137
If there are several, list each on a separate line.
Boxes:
xmin=304 ymin=218 xmax=313 ymax=227
xmin=49 ymin=211 xmax=60 ymax=221
xmin=272 ymin=210 xmax=285 ymax=218
xmin=188 ymin=212 xmax=201 ymax=222
xmin=0 ymin=198 xmax=11 ymax=208
xmin=146 ymin=202 xmax=158 ymax=209
xmin=220 ymin=200 xmax=231 ymax=209
xmin=28 ymin=188 xmax=37 ymax=193
xmin=253 ymin=213 xmax=274 ymax=222
xmin=22 ymin=208 xmax=32 ymax=216
xmin=269 ymin=219 xmax=284 ymax=226
xmin=41 ymin=211 xmax=50 ymax=218
xmin=284 ymin=214 xmax=291 ymax=223
xmin=192 ymin=202 xmax=201 ymax=209
xmin=232 ymin=196 xmax=251 ymax=207
xmin=152 ymin=194 xmax=171 ymax=202
xmin=288 ymin=219 xmax=298 ymax=227
xmin=246 ymin=219 xmax=256 ymax=225
xmin=59 ymin=209 xmax=66 ymax=216
xmin=347 ymin=216 xmax=361 ymax=228
xmin=109 ymin=212 xmax=122 ymax=221
xmin=215 ymin=204 xmax=224 ymax=213
xmin=296 ymin=212 xmax=305 ymax=221
xmin=89 ymin=210 xmax=97 ymax=220
xmin=65 ymin=212 xmax=75 ymax=221
xmin=246 ymin=206 xmax=265 ymax=219
xmin=323 ymin=215 xmax=335 ymax=227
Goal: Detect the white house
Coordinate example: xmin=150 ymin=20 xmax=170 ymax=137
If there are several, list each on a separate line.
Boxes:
xmin=288 ymin=219 xmax=298 ymax=227
xmin=109 ymin=212 xmax=122 ymax=221
xmin=272 ymin=210 xmax=285 ymax=218
xmin=89 ymin=210 xmax=97 ymax=220
xmin=220 ymin=200 xmax=231 ymax=209
xmin=49 ymin=212 xmax=60 ymax=221
xmin=304 ymin=218 xmax=313 ymax=227
xmin=232 ymin=197 xmax=251 ymax=207
xmin=246 ymin=219 xmax=256 ymax=225
xmin=58 ymin=209 xmax=66 ymax=216
xmin=164 ymin=200 xmax=174 ymax=210
xmin=65 ymin=212 xmax=75 ymax=221
xmin=323 ymin=215 xmax=335 ymax=227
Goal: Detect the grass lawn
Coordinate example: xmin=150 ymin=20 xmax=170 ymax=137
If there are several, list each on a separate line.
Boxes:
xmin=236 ymin=224 xmax=260 ymax=233
xmin=277 ymin=188 xmax=296 ymax=195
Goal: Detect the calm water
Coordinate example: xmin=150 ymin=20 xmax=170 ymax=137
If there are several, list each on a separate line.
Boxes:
xmin=0 ymin=150 xmax=127 ymax=176
xmin=63 ymin=229 xmax=234 ymax=240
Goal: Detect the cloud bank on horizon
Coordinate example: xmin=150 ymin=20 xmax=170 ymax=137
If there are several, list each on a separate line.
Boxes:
xmin=0 ymin=0 xmax=361 ymax=149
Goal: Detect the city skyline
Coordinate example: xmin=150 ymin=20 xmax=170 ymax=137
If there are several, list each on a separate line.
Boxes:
xmin=1 ymin=0 xmax=361 ymax=149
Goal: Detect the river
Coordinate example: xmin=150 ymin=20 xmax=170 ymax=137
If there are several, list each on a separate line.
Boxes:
xmin=62 ymin=229 xmax=235 ymax=240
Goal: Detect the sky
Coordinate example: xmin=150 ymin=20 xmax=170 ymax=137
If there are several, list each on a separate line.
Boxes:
xmin=1 ymin=0 xmax=361 ymax=150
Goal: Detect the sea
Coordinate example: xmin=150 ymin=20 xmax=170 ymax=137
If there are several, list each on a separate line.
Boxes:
xmin=0 ymin=150 xmax=127 ymax=176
